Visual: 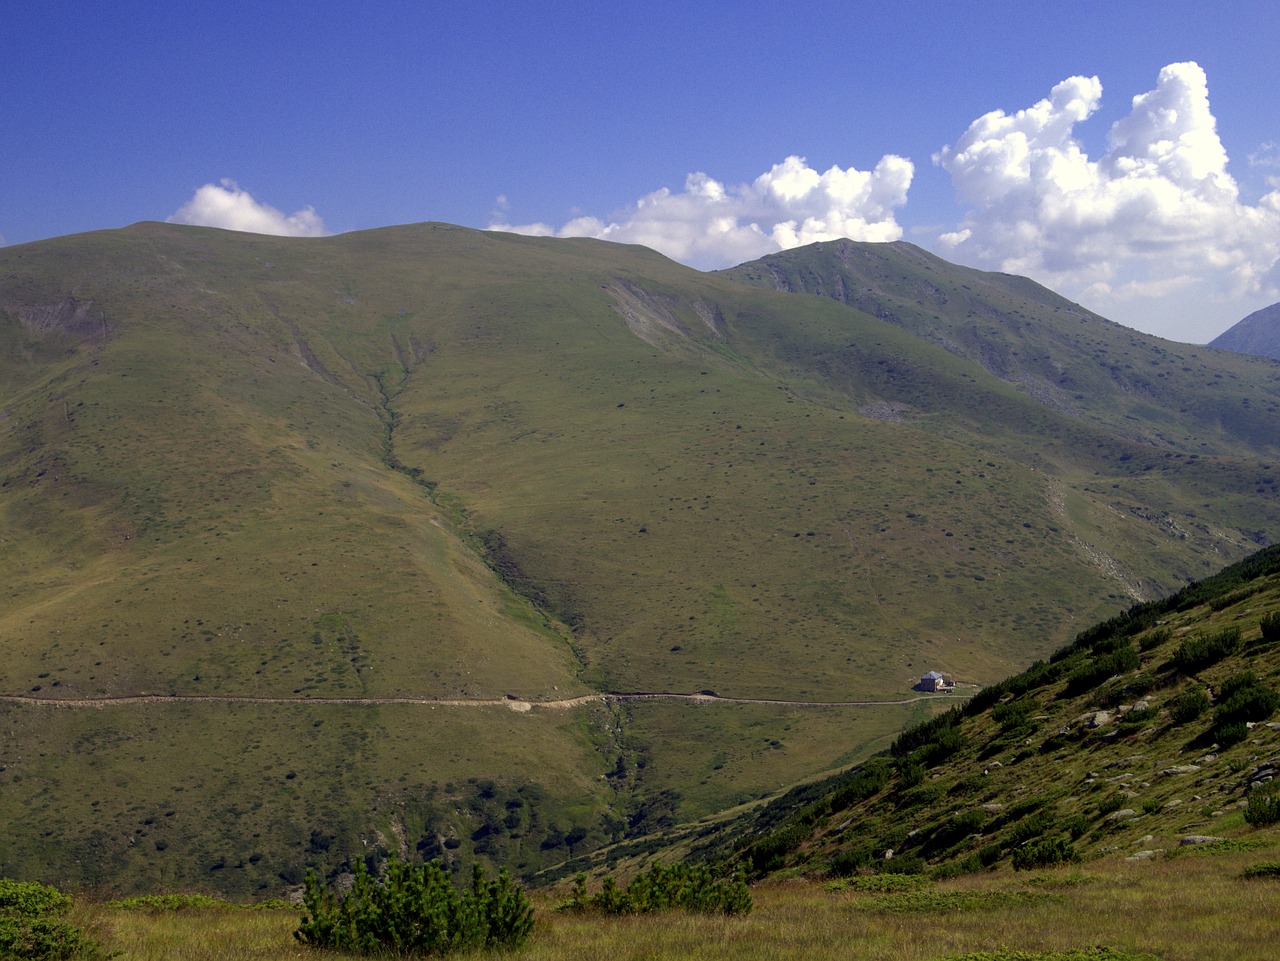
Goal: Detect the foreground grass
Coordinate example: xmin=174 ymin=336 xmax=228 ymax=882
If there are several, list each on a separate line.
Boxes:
xmin=74 ymin=849 xmax=1278 ymax=961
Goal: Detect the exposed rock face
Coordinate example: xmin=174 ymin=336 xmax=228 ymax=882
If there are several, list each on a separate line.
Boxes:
xmin=12 ymin=298 xmax=109 ymax=340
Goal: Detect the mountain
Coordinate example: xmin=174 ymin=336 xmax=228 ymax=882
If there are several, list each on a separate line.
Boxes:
xmin=612 ymin=544 xmax=1280 ymax=882
xmin=1 ymin=222 xmax=1279 ymax=895
xmin=723 ymin=239 xmax=1280 ymax=449
xmin=1209 ymin=302 xmax=1280 ymax=360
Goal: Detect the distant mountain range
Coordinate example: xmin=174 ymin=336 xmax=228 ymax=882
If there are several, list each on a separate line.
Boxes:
xmin=1 ymin=222 xmax=1278 ymax=895
xmin=1210 ymin=301 xmax=1280 ymax=360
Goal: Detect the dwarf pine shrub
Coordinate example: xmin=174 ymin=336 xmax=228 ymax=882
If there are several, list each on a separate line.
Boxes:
xmin=566 ymin=862 xmax=751 ymax=915
xmin=1169 ymin=687 xmax=1209 ymax=724
xmin=0 ymin=878 xmax=104 ymax=961
xmin=1063 ymin=640 xmax=1139 ymax=696
xmin=1011 ymin=837 xmax=1075 ymax=871
xmin=1212 ymin=674 xmax=1278 ymax=743
xmin=294 ymin=857 xmax=533 ymax=955
xmin=1173 ymin=627 xmax=1242 ymax=674
xmin=1245 ymin=784 xmax=1280 ymax=828
xmin=1240 ymin=860 xmax=1280 ymax=878
xmin=0 ymin=881 xmax=71 ymax=920
xmin=1261 ymin=612 xmax=1280 ymax=644
xmin=0 ymin=916 xmax=102 ymax=961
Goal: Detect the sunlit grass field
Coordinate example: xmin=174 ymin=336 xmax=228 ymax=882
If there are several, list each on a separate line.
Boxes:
xmin=70 ymin=846 xmax=1280 ymax=961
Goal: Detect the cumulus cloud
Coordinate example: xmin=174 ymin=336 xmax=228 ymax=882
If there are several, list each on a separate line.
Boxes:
xmin=168 ymin=179 xmax=327 ymax=237
xmin=935 ymin=62 xmax=1280 ymax=341
xmin=491 ymin=154 xmax=913 ymax=270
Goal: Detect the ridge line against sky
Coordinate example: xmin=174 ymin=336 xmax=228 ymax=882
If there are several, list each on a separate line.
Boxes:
xmin=5 ymin=2 xmax=1279 ymax=344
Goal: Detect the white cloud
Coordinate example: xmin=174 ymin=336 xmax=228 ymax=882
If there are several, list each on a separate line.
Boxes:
xmin=1249 ymin=141 xmax=1280 ymax=169
xmin=168 ymin=179 xmax=326 ymax=237
xmin=935 ymin=62 xmax=1280 ymax=342
xmin=490 ymin=154 xmax=913 ymax=270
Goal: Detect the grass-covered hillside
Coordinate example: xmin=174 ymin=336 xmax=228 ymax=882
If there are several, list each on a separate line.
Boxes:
xmin=650 ymin=545 xmax=1280 ymax=885
xmin=725 ymin=239 xmax=1280 ymax=451
xmin=1 ymin=222 xmax=1279 ymax=895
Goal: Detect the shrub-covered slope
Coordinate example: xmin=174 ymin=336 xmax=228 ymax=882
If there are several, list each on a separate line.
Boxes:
xmin=677 ymin=545 xmax=1280 ymax=881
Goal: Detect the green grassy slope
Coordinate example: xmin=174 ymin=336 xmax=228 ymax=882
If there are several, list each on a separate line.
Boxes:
xmin=1 ymin=222 xmax=1279 ymax=893
xmin=723 ymin=239 xmax=1280 ymax=452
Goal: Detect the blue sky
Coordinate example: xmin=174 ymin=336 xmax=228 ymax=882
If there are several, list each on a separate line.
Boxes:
xmin=4 ymin=1 xmax=1278 ymax=343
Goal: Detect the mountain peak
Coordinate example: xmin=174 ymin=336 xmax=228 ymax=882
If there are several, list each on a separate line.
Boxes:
xmin=1210 ymin=301 xmax=1280 ymax=360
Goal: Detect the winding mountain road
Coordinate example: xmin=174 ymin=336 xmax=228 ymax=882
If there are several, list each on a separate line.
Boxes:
xmin=0 ymin=688 xmax=975 ymax=712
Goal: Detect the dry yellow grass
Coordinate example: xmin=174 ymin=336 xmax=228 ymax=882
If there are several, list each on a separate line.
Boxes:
xmin=72 ymin=849 xmax=1278 ymax=961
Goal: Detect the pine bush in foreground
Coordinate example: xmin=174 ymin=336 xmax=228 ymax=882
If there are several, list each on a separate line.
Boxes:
xmin=294 ymin=857 xmax=533 ymax=955
xmin=0 ymin=879 xmax=105 ymax=961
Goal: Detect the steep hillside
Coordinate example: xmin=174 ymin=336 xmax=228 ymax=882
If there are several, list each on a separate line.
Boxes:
xmin=1 ymin=223 xmax=1279 ymax=894
xmin=1210 ymin=301 xmax=1280 ymax=360
xmin=651 ymin=545 xmax=1280 ymax=882
xmin=723 ymin=239 xmax=1280 ymax=451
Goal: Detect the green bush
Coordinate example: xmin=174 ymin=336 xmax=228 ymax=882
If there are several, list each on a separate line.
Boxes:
xmin=745 ymin=823 xmax=808 ymax=874
xmin=898 ymin=760 xmax=925 ymax=789
xmin=1138 ymin=627 xmax=1172 ymax=652
xmin=1216 ymin=720 xmax=1249 ymax=746
xmin=1096 ymin=794 xmax=1126 ymax=816
xmin=1063 ymin=641 xmax=1139 ymax=696
xmin=566 ymin=862 xmax=751 ymax=915
xmin=992 ymin=699 xmax=1039 ymax=731
xmin=1169 ymin=687 xmax=1209 ymax=724
xmin=1218 ymin=670 xmax=1261 ymax=702
xmin=1063 ymin=814 xmax=1091 ymax=841
xmin=1011 ymin=837 xmax=1075 ymax=871
xmin=0 ymin=917 xmax=100 ymax=961
xmin=827 ymin=845 xmax=877 ymax=877
xmin=0 ymin=881 xmax=71 ymax=920
xmin=1010 ymin=810 xmax=1056 ymax=845
xmin=1172 ymin=627 xmax=1242 ymax=674
xmin=294 ymin=857 xmax=533 ymax=955
xmin=1245 ymin=786 xmax=1280 ymax=827
xmin=890 ymin=706 xmax=964 ymax=758
xmin=0 ymin=879 xmax=104 ymax=961
xmin=1212 ymin=674 xmax=1278 ymax=743
xmin=1260 ymin=612 xmax=1280 ymax=644
xmin=1116 ymin=705 xmax=1157 ymax=735
xmin=1240 ymin=861 xmax=1280 ymax=878
xmin=928 ymin=810 xmax=987 ymax=849
xmin=828 ymin=760 xmax=890 ymax=813
xmin=828 ymin=873 xmax=930 ymax=893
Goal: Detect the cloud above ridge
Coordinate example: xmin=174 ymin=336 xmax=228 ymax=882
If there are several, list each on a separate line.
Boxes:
xmin=935 ymin=62 xmax=1280 ymax=339
xmin=491 ymin=154 xmax=914 ymax=270
xmin=168 ymin=179 xmax=327 ymax=237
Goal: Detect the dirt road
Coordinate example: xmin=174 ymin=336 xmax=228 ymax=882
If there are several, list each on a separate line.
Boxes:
xmin=0 ymin=688 xmax=974 ymax=712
